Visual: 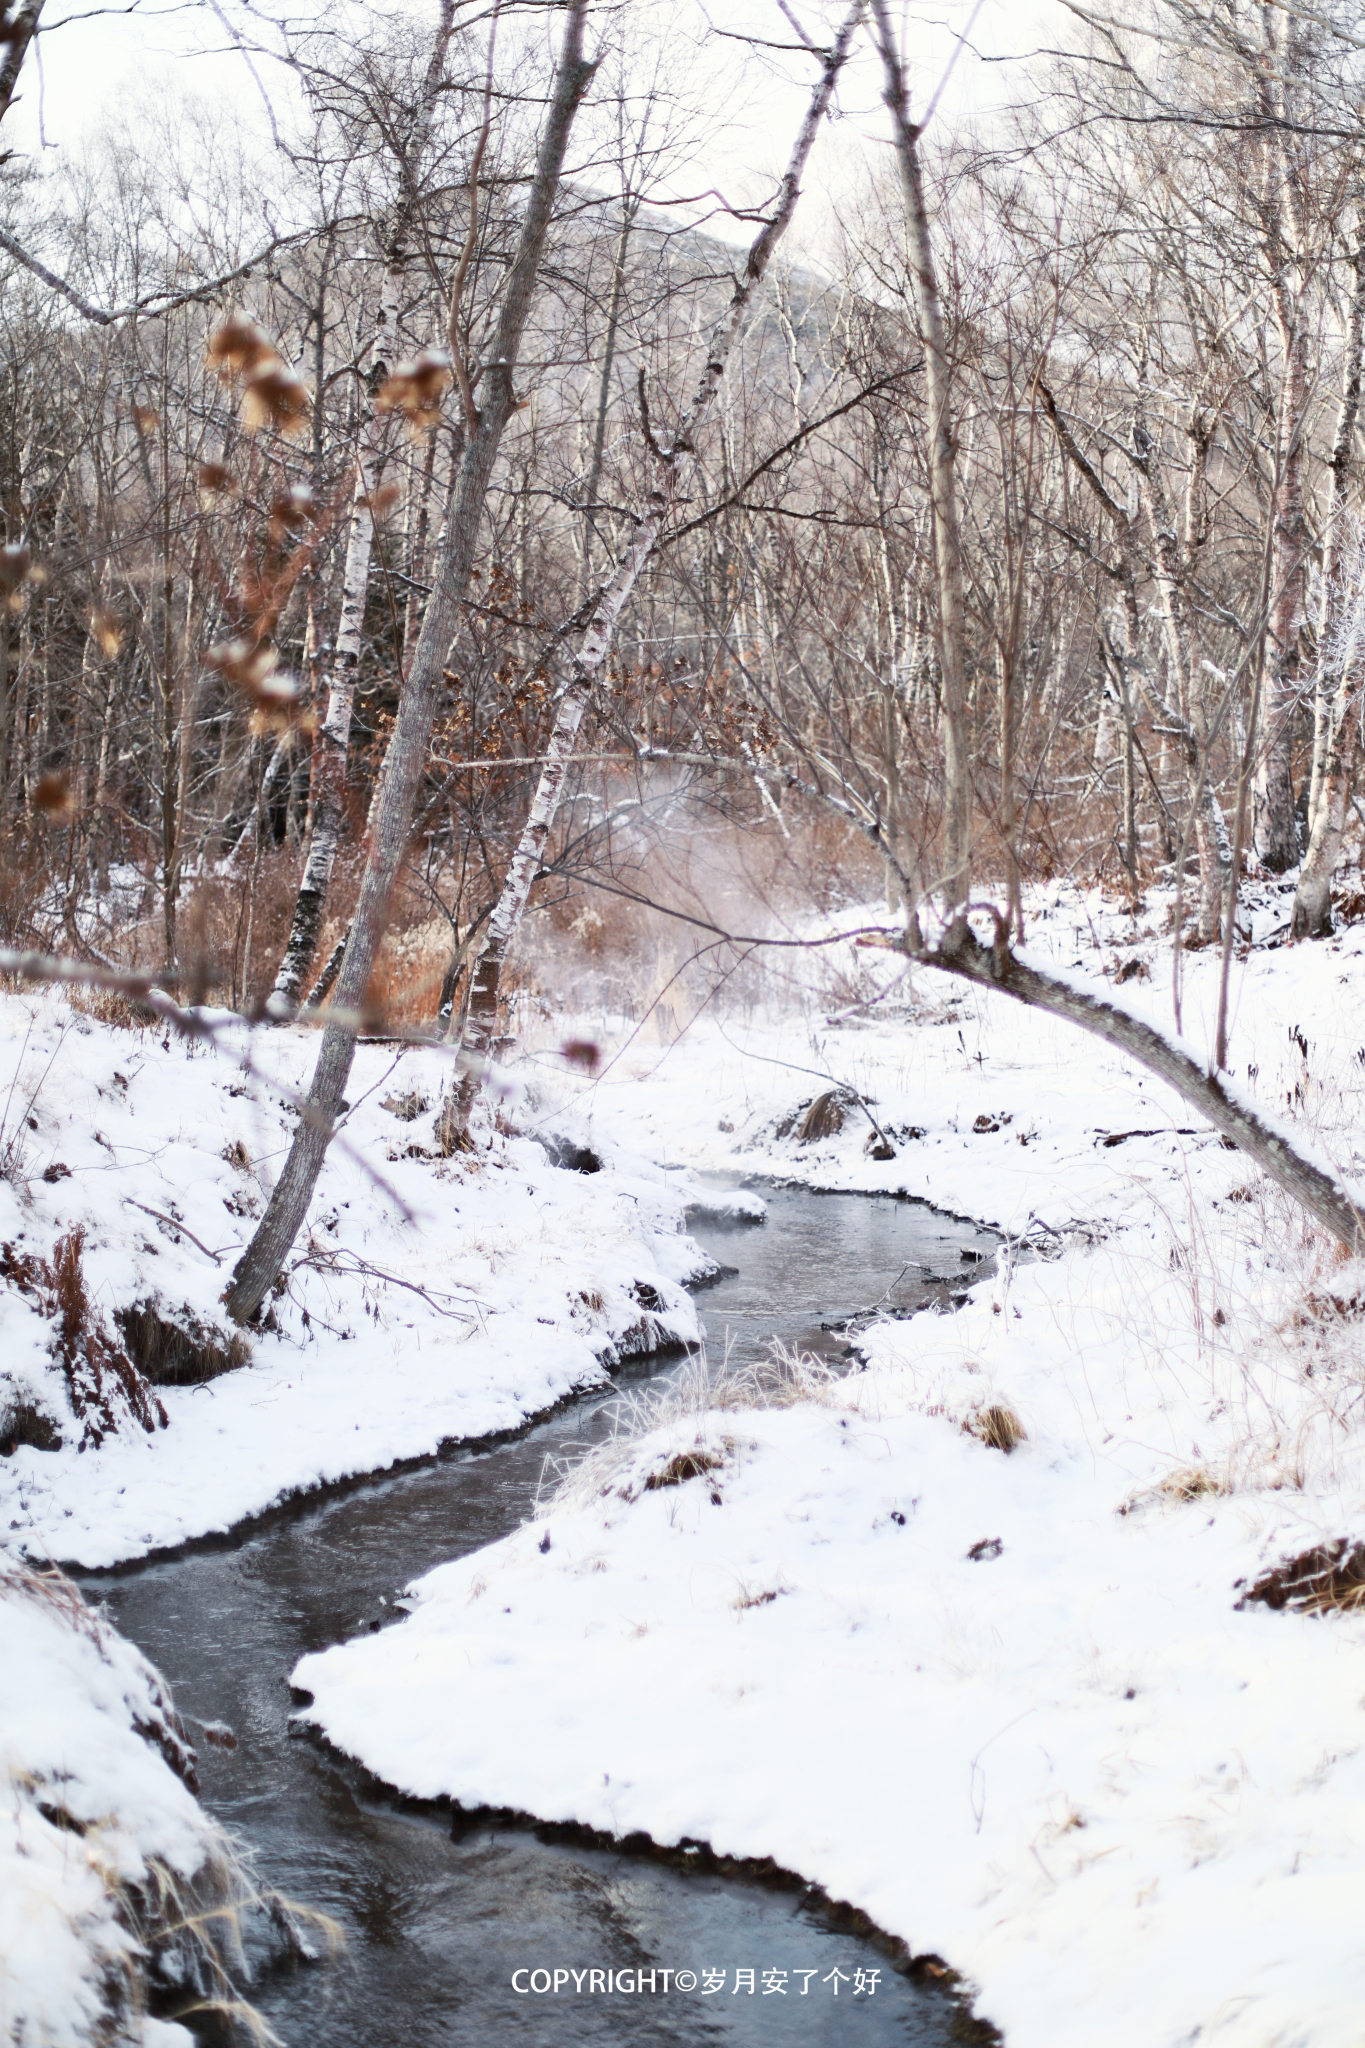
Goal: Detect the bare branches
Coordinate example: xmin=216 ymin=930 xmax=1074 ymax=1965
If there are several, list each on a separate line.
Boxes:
xmin=0 ymin=223 xmax=343 ymax=327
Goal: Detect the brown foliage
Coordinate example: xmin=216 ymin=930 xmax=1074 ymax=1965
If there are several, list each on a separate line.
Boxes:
xmin=1 ymin=1227 xmax=168 ymax=1447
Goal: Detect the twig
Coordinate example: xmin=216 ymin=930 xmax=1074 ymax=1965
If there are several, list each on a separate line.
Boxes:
xmin=124 ymin=1200 xmax=223 ymax=1265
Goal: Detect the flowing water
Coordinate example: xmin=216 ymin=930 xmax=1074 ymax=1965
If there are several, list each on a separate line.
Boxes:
xmin=82 ymin=1185 xmax=999 ymax=2046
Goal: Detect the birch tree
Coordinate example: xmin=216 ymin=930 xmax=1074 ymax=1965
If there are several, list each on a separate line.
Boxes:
xmin=433 ymin=1 xmax=865 ymax=1150
xmin=268 ymin=0 xmax=464 ymax=1009
xmin=225 ymin=0 xmax=597 ymax=1325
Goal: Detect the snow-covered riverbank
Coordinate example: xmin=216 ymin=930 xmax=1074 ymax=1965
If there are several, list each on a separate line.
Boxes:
xmin=0 ymin=1001 xmax=723 ymax=1568
xmin=293 ymin=885 xmax=1365 ymax=2048
xmin=1 ymin=1559 xmax=254 ymax=2048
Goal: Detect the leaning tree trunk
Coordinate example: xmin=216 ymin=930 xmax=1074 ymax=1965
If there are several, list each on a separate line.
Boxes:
xmin=433 ymin=2 xmax=865 ymax=1151
xmin=224 ymin=0 xmax=597 ymax=1326
xmin=270 ymin=1 xmax=457 ymax=1011
xmin=871 ymin=0 xmax=969 ymax=922
xmin=921 ymin=922 xmax=1363 ymax=1250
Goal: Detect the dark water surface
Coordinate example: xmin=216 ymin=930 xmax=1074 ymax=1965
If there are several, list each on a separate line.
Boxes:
xmin=83 ymin=1185 xmax=998 ymax=2047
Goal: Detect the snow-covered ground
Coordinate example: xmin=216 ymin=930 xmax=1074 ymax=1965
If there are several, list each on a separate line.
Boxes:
xmin=290 ymin=883 xmax=1365 ymax=2048
xmin=0 ymin=1000 xmax=722 ymax=1568
xmin=1 ymin=1560 xmax=254 ymax=2047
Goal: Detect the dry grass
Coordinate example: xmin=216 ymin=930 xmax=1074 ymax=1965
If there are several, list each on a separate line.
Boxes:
xmin=2 ymin=1227 xmax=168 ymax=1446
xmin=644 ymin=1446 xmax=727 ymax=1490
xmin=1119 ymin=1464 xmax=1232 ymax=1515
xmin=1236 ymin=1538 xmax=1365 ymax=1615
xmin=963 ymin=1402 xmax=1027 ymax=1453
xmin=542 ymin=1339 xmax=836 ymax=1512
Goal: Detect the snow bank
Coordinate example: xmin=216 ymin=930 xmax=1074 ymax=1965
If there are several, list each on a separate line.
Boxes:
xmin=294 ymin=1225 xmax=1365 ymax=2047
xmin=0 ymin=1563 xmax=237 ymax=2047
xmin=0 ymin=995 xmax=715 ymax=1567
xmin=292 ymin=881 xmax=1365 ymax=2047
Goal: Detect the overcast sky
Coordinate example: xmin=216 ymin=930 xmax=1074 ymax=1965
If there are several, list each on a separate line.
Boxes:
xmin=11 ymin=0 xmax=1069 ymax=259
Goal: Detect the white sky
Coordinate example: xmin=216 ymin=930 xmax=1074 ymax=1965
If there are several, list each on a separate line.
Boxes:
xmin=11 ymin=0 xmax=1070 ymax=261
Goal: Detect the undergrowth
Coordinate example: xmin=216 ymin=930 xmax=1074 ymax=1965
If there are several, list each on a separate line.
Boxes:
xmin=2 ymin=1226 xmax=167 ymax=1446
xmin=541 ymin=1340 xmax=835 ymax=1512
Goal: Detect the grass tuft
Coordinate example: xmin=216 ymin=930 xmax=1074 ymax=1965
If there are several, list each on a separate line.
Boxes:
xmin=964 ymin=1403 xmax=1027 ymax=1453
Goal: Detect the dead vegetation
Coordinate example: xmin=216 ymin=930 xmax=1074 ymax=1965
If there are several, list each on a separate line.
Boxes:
xmin=644 ymin=1445 xmax=727 ymax=1490
xmin=1236 ymin=1538 xmax=1365 ymax=1614
xmin=798 ymin=1090 xmax=845 ymax=1142
xmin=114 ymin=1298 xmax=253 ymax=1387
xmin=963 ymin=1403 xmax=1027 ymax=1453
xmin=1 ymin=1562 xmax=340 ymax=2043
xmin=1 ymin=1227 xmax=167 ymax=1447
xmin=543 ymin=1341 xmax=835 ymax=1513
xmin=1119 ymin=1465 xmax=1231 ymax=1515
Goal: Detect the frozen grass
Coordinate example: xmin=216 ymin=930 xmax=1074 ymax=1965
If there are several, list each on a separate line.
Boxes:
xmin=540 ymin=1337 xmax=838 ymax=1513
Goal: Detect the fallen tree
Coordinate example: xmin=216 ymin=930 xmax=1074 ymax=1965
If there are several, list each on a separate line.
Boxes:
xmin=916 ymin=916 xmax=1364 ymax=1251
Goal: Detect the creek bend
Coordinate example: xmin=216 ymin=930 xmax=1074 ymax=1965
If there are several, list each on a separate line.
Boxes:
xmin=82 ymin=1184 xmax=1000 ymax=2046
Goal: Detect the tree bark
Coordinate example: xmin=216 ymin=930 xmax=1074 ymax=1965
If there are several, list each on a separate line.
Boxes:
xmin=1293 ymin=537 xmax=1365 ymax=936
xmin=433 ymin=1 xmax=865 ymax=1151
xmin=224 ymin=0 xmax=596 ymax=1326
xmin=1293 ymin=208 xmax=1365 ymax=935
xmin=922 ymin=922 xmax=1363 ymax=1250
xmin=1253 ymin=29 xmax=1310 ymax=873
xmin=0 ymin=0 xmax=42 ymax=131
xmin=270 ymin=0 xmax=458 ymax=1010
xmin=1308 ymin=204 xmax=1365 ymax=835
xmin=870 ymin=0 xmax=969 ymax=920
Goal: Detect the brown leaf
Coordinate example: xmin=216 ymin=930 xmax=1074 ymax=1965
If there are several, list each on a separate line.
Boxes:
xmin=0 ymin=543 xmax=31 ymax=596
xmin=241 ymin=363 xmax=310 ymax=438
xmin=197 ymin=460 xmax=236 ymax=504
xmin=206 ymin=313 xmax=278 ymax=381
xmin=33 ymin=771 xmax=75 ymax=822
xmin=560 ymin=1038 xmax=602 ymax=1075
xmin=377 ymin=349 xmax=452 ymax=435
xmin=89 ymin=609 xmax=122 ymax=657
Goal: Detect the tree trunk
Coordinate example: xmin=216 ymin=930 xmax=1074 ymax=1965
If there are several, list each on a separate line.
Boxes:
xmin=269 ymin=265 xmax=403 ymax=1009
xmin=871 ymin=0 xmax=969 ymax=921
xmin=0 ymin=1 xmax=43 ymax=130
xmin=1308 ymin=204 xmax=1365 ymax=834
xmin=224 ymin=0 xmax=597 ymax=1326
xmin=1255 ymin=317 xmax=1308 ymax=871
xmin=1253 ymin=45 xmax=1310 ymax=875
xmin=433 ymin=2 xmax=864 ymax=1151
xmin=1293 ymin=209 xmax=1365 ymax=934
xmin=1293 ymin=536 xmax=1365 ymax=936
xmin=923 ymin=922 xmax=1363 ymax=1250
xmin=270 ymin=0 xmax=458 ymax=1010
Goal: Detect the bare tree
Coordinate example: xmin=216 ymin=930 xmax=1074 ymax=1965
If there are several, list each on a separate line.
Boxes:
xmin=434 ymin=1 xmax=865 ymax=1150
xmin=225 ymin=0 xmax=597 ymax=1325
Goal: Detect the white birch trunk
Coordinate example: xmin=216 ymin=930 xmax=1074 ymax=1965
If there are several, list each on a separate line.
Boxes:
xmin=871 ymin=0 xmax=969 ymax=920
xmin=434 ymin=2 xmax=866 ymax=1149
xmin=271 ymin=2 xmax=457 ymax=1008
xmin=225 ymin=0 xmax=597 ymax=1326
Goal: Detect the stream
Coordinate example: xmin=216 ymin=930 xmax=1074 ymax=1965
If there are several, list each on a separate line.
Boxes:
xmin=82 ymin=1185 xmax=1000 ymax=2046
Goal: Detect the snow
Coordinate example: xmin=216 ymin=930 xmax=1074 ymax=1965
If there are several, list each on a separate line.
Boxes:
xmin=290 ymin=882 xmax=1365 ymax=2047
xmin=0 ymin=1001 xmax=715 ymax=1567
xmin=0 ymin=1562 xmax=220 ymax=2047
xmin=12 ymin=880 xmax=1365 ymax=2042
